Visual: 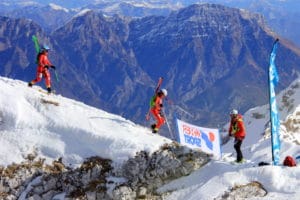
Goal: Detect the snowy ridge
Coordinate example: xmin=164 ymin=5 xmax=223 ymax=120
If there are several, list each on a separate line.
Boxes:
xmin=0 ymin=77 xmax=171 ymax=167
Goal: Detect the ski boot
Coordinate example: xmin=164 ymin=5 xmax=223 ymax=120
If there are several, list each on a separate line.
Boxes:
xmin=151 ymin=124 xmax=156 ymax=130
xmin=47 ymin=87 xmax=52 ymax=94
xmin=152 ymin=127 xmax=159 ymax=133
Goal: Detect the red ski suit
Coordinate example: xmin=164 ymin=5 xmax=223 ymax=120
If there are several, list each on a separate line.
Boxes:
xmin=31 ymin=52 xmax=52 ymax=88
xmin=150 ymin=95 xmax=165 ymax=129
xmin=228 ymin=114 xmax=246 ymax=140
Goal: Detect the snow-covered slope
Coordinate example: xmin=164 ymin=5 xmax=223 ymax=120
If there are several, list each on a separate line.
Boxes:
xmin=0 ymin=77 xmax=171 ymax=167
xmin=1 ymin=76 xmax=300 ymax=199
xmin=159 ymin=78 xmax=300 ymax=200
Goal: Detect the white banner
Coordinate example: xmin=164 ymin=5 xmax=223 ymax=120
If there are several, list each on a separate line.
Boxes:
xmin=176 ymin=118 xmax=221 ymax=159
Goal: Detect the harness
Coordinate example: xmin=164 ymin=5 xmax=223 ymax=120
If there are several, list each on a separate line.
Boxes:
xmin=231 ymin=118 xmax=242 ymax=134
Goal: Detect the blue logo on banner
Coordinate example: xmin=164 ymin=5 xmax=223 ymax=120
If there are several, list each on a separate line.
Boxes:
xmin=201 ymin=130 xmax=213 ymax=150
xmin=184 ymin=134 xmax=201 ymax=147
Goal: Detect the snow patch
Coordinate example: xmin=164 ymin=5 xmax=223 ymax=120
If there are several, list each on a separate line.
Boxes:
xmin=49 ymin=3 xmax=69 ymax=13
xmin=74 ymin=8 xmax=93 ymax=18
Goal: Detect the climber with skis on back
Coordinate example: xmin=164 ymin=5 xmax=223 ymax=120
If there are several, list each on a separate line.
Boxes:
xmin=28 ymin=44 xmax=56 ymax=94
xmin=150 ymin=88 xmax=168 ymax=133
xmin=228 ymin=109 xmax=246 ymax=163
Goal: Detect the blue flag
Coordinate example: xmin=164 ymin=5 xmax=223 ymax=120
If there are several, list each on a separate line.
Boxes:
xmin=269 ymin=40 xmax=279 ymax=86
xmin=269 ymin=39 xmax=280 ymax=165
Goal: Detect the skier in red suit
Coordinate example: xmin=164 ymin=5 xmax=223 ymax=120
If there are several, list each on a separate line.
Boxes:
xmin=150 ymin=89 xmax=168 ymax=133
xmin=28 ymin=44 xmax=56 ymax=93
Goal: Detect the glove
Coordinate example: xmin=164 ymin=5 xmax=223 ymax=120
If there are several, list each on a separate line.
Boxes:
xmin=160 ymin=104 xmax=163 ymax=108
xmin=159 ymin=112 xmax=164 ymax=117
xmin=44 ymin=65 xmax=49 ymax=69
xmin=51 ymin=65 xmax=56 ymax=70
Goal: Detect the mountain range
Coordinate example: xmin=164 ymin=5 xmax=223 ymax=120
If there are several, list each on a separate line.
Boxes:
xmin=1 ymin=0 xmax=300 ymax=47
xmin=0 ymin=3 xmax=300 ymax=131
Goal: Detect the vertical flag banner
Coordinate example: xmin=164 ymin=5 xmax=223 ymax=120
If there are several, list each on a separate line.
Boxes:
xmin=176 ymin=118 xmax=221 ymax=159
xmin=268 ymin=39 xmax=281 ymax=165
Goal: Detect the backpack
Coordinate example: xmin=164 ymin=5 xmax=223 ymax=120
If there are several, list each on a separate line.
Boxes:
xmin=149 ymin=95 xmax=156 ymax=108
xmin=283 ymin=156 xmax=296 ymax=167
xmin=36 ymin=52 xmax=43 ymax=64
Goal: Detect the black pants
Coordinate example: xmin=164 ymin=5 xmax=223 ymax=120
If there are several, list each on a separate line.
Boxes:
xmin=234 ymin=138 xmax=243 ymax=162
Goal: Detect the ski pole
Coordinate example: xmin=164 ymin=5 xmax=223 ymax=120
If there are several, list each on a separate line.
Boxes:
xmin=162 ymin=108 xmax=175 ymax=140
xmin=146 ymin=109 xmax=151 ymax=121
xmin=54 ymin=70 xmax=59 ymax=82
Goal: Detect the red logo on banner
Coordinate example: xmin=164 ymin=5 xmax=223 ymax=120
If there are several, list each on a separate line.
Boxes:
xmin=182 ymin=124 xmax=200 ymax=137
xmin=209 ymin=132 xmax=215 ymax=142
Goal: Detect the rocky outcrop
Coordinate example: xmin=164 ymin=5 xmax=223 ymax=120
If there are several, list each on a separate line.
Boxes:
xmin=0 ymin=142 xmax=210 ymax=200
xmin=218 ymin=181 xmax=267 ymax=200
xmin=114 ymin=142 xmax=210 ymax=199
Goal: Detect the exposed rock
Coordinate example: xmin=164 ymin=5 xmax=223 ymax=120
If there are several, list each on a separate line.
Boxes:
xmin=121 ymin=142 xmax=210 ymax=193
xmin=0 ymin=142 xmax=210 ymax=199
xmin=137 ymin=186 xmax=147 ymax=198
xmin=27 ymin=194 xmax=42 ymax=200
xmin=112 ymin=185 xmax=135 ymax=200
xmin=218 ymin=181 xmax=267 ymax=200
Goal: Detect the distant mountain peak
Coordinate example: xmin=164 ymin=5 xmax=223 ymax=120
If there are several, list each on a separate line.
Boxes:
xmin=48 ymin=3 xmax=69 ymax=13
